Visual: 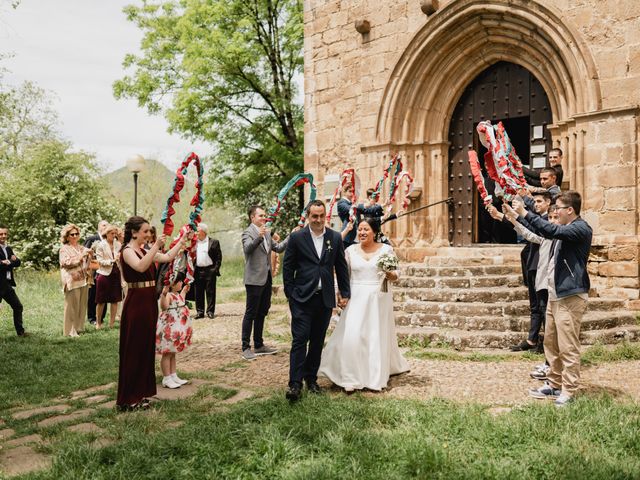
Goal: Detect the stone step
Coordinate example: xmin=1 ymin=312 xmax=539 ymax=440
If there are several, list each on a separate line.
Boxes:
xmin=427 ymin=246 xmax=524 ymax=258
xmin=395 ymin=297 xmax=627 ymax=317
xmin=580 ymin=325 xmax=640 ymax=345
xmin=397 ymin=274 xmax=524 ymax=289
xmin=403 ymin=264 xmax=521 ymax=277
xmin=424 ymin=256 xmax=521 ymax=267
xmin=397 ymin=323 xmax=640 ymax=349
xmin=393 ymin=286 xmax=529 ymax=303
xmin=395 ymin=310 xmax=638 ymax=332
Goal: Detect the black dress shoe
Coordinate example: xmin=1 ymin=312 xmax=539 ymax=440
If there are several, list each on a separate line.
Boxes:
xmin=306 ymin=381 xmax=322 ymax=394
xmin=286 ymin=385 xmax=302 ymax=402
xmin=510 ymin=340 xmax=536 ymax=352
xmin=192 ymin=313 xmax=205 ymax=319
xmin=206 ymin=312 xmax=214 ymax=319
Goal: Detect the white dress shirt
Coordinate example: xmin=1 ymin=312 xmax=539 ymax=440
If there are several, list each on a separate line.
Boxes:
xmin=196 ymin=237 xmax=214 ymax=267
xmin=310 ymin=227 xmax=326 ymax=289
xmin=1 ymin=244 xmax=10 ymax=280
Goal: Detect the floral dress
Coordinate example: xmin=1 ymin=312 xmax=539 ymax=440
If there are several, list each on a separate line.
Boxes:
xmin=156 ymin=293 xmax=193 ymax=354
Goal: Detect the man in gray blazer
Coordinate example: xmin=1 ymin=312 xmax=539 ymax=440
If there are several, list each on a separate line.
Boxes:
xmin=241 ymin=205 xmax=290 ymax=360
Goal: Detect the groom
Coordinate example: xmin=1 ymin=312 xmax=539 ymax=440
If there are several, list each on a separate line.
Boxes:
xmin=283 ymin=200 xmax=350 ymax=402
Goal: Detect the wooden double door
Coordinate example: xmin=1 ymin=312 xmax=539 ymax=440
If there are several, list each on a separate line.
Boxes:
xmin=447 ymin=61 xmax=552 ymax=246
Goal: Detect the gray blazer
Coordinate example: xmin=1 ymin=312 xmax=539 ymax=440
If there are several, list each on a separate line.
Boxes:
xmin=242 ymin=224 xmax=289 ymax=286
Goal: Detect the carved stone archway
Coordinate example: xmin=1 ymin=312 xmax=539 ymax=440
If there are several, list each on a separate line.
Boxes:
xmin=371 ymin=0 xmax=602 ymax=247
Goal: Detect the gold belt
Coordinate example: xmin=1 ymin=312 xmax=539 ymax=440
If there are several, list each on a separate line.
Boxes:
xmin=127 ymin=280 xmax=155 ymax=289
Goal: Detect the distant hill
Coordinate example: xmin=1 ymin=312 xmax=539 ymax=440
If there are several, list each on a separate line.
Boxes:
xmin=103 ymin=159 xmax=242 ymax=256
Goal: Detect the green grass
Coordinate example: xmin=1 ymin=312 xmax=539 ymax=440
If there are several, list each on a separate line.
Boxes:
xmin=0 ymin=270 xmax=119 ymax=412
xmin=582 ymin=342 xmax=640 ymax=366
xmin=26 ymin=393 xmax=640 ymax=480
xmin=407 ymin=342 xmax=640 ymax=366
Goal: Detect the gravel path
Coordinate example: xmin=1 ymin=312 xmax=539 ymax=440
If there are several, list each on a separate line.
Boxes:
xmin=180 ymin=301 xmax=640 ymax=406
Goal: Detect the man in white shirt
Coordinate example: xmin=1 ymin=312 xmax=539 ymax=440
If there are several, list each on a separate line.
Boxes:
xmin=193 ymin=223 xmax=222 ymax=319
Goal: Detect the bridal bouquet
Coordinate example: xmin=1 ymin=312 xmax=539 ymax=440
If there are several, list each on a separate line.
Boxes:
xmin=376 ymin=252 xmax=399 ymax=292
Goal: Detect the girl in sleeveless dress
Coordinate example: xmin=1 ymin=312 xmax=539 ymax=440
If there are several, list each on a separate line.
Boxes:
xmin=157 ymin=270 xmax=193 ymax=389
xmin=117 ymin=216 xmax=187 ymax=411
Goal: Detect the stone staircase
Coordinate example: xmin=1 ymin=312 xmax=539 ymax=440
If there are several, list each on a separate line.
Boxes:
xmin=394 ymin=246 xmax=640 ymax=349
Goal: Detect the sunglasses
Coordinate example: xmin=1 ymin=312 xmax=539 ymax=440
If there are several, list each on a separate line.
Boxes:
xmin=69 ymin=232 xmax=80 ymax=237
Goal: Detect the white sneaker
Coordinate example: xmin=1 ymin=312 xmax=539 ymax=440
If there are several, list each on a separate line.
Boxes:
xmin=554 ymin=392 xmax=574 ymax=407
xmin=162 ymin=376 xmax=181 ymax=389
xmin=172 ymin=373 xmax=188 ymax=385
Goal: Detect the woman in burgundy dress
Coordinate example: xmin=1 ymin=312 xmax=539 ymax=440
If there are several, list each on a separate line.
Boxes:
xmin=117 ymin=216 xmax=186 ymax=411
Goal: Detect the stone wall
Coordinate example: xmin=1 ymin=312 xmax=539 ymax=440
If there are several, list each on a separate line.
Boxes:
xmin=304 ymin=0 xmax=640 ymax=300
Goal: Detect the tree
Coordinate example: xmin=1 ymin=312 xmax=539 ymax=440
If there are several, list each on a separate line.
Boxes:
xmin=0 ymin=81 xmax=59 ymax=161
xmin=0 ymin=141 xmax=124 ymax=268
xmin=114 ymin=0 xmax=304 ymax=226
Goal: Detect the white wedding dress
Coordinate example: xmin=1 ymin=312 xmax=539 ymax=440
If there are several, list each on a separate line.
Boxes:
xmin=319 ymin=243 xmax=410 ymax=391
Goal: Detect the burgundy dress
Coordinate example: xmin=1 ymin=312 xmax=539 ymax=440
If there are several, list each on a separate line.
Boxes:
xmin=117 ymin=246 xmax=158 ymax=407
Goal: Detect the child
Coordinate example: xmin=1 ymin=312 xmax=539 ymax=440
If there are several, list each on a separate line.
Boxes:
xmin=157 ymin=270 xmax=193 ymax=389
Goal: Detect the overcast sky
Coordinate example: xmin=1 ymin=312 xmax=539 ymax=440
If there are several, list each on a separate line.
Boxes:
xmin=1 ymin=0 xmax=212 ymax=172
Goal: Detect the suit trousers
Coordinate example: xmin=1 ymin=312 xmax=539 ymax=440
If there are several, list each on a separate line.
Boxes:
xmin=0 ymin=284 xmax=24 ymax=335
xmin=544 ymin=295 xmax=588 ymax=395
xmin=241 ymin=273 xmax=272 ymax=350
xmin=526 ymin=270 xmax=547 ymax=343
xmin=64 ymin=286 xmax=89 ymax=336
xmin=195 ymin=266 xmax=217 ymax=316
xmin=87 ymin=276 xmax=106 ymax=323
xmin=288 ymin=293 xmax=332 ymax=388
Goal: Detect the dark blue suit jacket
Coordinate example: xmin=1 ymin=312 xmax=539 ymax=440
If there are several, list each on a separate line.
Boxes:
xmin=0 ymin=245 xmax=20 ymax=289
xmin=283 ymin=227 xmax=350 ymax=309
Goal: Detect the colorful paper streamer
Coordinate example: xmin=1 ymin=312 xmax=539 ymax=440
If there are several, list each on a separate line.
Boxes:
xmin=266 ymin=173 xmax=317 ymax=228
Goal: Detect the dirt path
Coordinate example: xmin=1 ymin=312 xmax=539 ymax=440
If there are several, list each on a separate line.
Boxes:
xmin=180 ymin=302 xmax=640 ymax=405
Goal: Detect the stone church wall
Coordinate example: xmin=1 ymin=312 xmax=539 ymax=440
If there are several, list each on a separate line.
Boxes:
xmin=304 ymin=0 xmax=640 ymax=301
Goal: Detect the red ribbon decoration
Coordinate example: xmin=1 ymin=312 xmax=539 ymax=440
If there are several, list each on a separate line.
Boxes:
xmin=468 ymin=150 xmax=493 ymax=206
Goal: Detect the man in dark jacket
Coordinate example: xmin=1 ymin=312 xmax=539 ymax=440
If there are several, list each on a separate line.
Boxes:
xmin=283 ymin=200 xmax=350 ymax=401
xmin=514 ymin=191 xmax=592 ymax=407
xmin=524 ymin=148 xmax=564 ymax=188
xmin=337 ymin=184 xmax=384 ymax=248
xmin=0 ymin=224 xmax=27 ymax=336
xmin=507 ymin=192 xmax=552 ymax=352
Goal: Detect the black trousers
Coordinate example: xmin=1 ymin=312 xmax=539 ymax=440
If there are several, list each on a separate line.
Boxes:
xmin=241 ymin=273 xmax=272 ymax=350
xmin=1 ymin=284 xmax=24 ymax=335
xmin=288 ymin=293 xmax=332 ymax=388
xmin=195 ymin=266 xmax=217 ymax=316
xmin=526 ymin=270 xmax=548 ymax=343
xmin=87 ymin=277 xmax=106 ymax=323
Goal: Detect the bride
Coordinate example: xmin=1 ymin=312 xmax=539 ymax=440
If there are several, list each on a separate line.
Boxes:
xmin=319 ymin=217 xmax=409 ymax=391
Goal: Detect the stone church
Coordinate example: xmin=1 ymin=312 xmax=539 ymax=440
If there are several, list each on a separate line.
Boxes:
xmin=304 ymin=0 xmax=640 ymax=313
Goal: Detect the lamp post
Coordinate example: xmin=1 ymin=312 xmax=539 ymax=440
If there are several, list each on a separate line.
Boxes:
xmin=126 ymin=154 xmax=146 ymax=216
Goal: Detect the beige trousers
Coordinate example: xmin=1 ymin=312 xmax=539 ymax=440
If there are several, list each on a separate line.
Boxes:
xmin=544 ymin=295 xmax=588 ymax=395
xmin=63 ymin=286 xmax=89 ymax=336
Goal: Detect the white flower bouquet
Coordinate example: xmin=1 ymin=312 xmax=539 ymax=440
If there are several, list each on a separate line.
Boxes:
xmin=376 ymin=252 xmax=399 ymax=292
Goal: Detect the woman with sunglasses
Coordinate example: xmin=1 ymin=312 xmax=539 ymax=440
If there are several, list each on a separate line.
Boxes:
xmin=59 ymin=224 xmax=93 ymax=337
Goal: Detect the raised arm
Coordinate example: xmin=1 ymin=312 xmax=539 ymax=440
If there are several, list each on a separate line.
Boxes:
xmin=59 ymin=245 xmax=88 ymax=269
xmin=95 ymin=242 xmax=113 ymax=267
xmin=524 ymin=212 xmax=591 ymax=242
xmin=242 ymin=229 xmax=263 ymax=255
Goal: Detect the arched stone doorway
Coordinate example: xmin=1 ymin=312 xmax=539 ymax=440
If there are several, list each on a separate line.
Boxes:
xmin=371 ymin=0 xmax=602 ymax=249
xmin=447 ymin=61 xmax=553 ymax=246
